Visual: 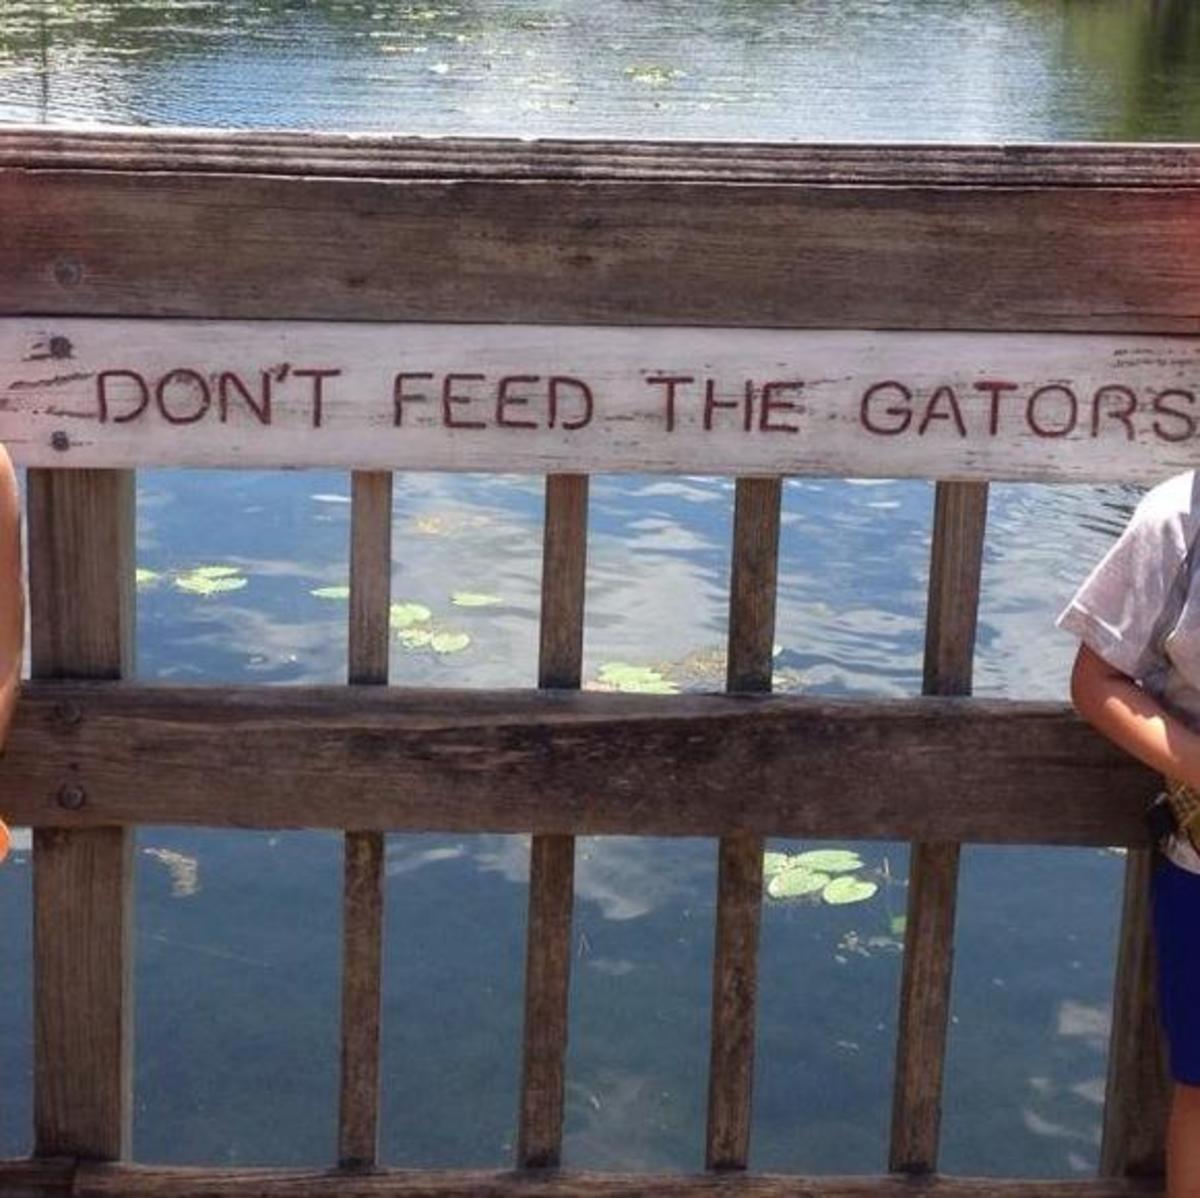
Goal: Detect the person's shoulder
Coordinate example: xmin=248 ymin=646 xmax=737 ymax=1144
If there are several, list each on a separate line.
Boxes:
xmin=1129 ymin=470 xmax=1200 ymax=535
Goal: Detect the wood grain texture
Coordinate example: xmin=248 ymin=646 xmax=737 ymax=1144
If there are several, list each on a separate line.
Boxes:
xmin=707 ymin=478 xmax=781 ymax=1170
xmin=27 ymin=469 xmax=134 ymax=1161
xmin=0 ymin=1158 xmax=1161 ymax=1197
xmin=11 ymin=321 xmax=1199 ymax=483
xmin=891 ymin=482 xmax=988 ymax=1174
xmin=3 ymin=171 xmax=1200 ymax=334
xmin=339 ymin=471 xmax=393 ymax=1167
xmin=3 ymin=127 xmax=1200 ymax=185
xmin=0 ymin=685 xmax=1158 ymax=843
xmin=519 ymin=475 xmax=588 ymax=1168
xmin=1100 ymin=848 xmax=1170 ymax=1178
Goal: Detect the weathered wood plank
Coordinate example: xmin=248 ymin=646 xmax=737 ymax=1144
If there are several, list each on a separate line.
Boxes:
xmin=338 ymin=466 xmax=393 ymax=1168
xmin=707 ymin=478 xmax=780 ymax=1170
xmin=0 ymin=1159 xmax=1157 ymax=1197
xmin=27 ymin=469 xmax=134 ymax=1160
xmin=3 ymin=127 xmax=1200 ymax=186
xmin=890 ymin=482 xmax=988 ymax=1174
xmin=1100 ymin=848 xmax=1171 ymax=1178
xmin=6 ymin=320 xmax=1198 ymax=482
xmin=0 ymin=685 xmax=1157 ymax=843
xmin=3 ymin=173 xmax=1200 ymax=335
xmin=519 ymin=475 xmax=588 ymax=1168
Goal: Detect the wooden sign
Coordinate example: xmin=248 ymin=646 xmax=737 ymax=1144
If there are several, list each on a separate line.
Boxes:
xmin=3 ymin=318 xmax=1199 ymax=480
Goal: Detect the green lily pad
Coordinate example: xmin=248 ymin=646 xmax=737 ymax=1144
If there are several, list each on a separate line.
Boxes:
xmin=624 ymin=62 xmax=684 ymax=85
xmin=135 ymin=568 xmax=160 ymax=588
xmin=430 ymin=631 xmax=471 ymax=654
xmin=762 ymin=851 xmax=792 ymax=880
xmin=389 ymin=602 xmax=432 ymax=629
xmin=791 ymin=849 xmax=864 ymax=874
xmin=311 ymin=585 xmax=350 ymax=600
xmin=451 ymin=591 xmax=504 ymax=608
xmin=596 ymin=662 xmax=679 ymax=694
xmin=767 ymin=867 xmax=831 ymax=900
xmin=890 ymin=914 xmax=907 ymax=937
xmin=397 ymin=627 xmax=434 ymax=650
xmin=822 ymin=876 xmax=879 ymax=905
xmin=188 ymin=565 xmax=242 ymax=580
xmin=175 ymin=574 xmax=248 ymax=597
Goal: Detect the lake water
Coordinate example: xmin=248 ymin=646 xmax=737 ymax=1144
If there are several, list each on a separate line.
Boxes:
xmin=0 ymin=0 xmax=1196 ymax=1177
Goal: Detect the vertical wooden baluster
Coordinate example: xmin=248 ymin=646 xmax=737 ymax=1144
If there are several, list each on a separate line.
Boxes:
xmin=889 ymin=480 xmax=987 ymax=1174
xmin=706 ymin=476 xmax=781 ymax=1171
xmin=338 ymin=471 xmax=392 ymax=1168
xmin=1100 ymin=845 xmax=1169 ymax=1176
xmin=29 ymin=468 xmax=134 ymax=1160
xmin=517 ymin=474 xmax=588 ymax=1169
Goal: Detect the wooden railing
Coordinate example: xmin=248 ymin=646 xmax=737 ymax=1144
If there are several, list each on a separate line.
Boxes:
xmin=0 ymin=130 xmax=1193 ymax=1196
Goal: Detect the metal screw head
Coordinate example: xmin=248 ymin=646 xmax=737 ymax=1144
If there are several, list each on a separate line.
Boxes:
xmin=50 ymin=431 xmax=70 ymax=452
xmin=52 ymin=257 xmax=82 ymax=287
xmin=56 ymin=784 xmax=86 ymax=811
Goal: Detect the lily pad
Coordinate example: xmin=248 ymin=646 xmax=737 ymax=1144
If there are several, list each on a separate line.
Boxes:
xmin=767 ymin=867 xmax=831 ymax=900
xmin=396 ymin=627 xmax=434 ymax=650
xmin=890 ymin=914 xmax=907 ymax=937
xmin=596 ymin=662 xmax=679 ymax=694
xmin=389 ymin=602 xmax=432 ymax=629
xmin=624 ymin=62 xmax=685 ymax=85
xmin=822 ymin=876 xmax=879 ymax=905
xmin=762 ymin=851 xmax=791 ymax=880
xmin=430 ymin=631 xmax=471 ymax=654
xmin=188 ymin=565 xmax=242 ymax=580
xmin=135 ymin=568 xmax=160 ymax=588
xmin=175 ymin=573 xmax=248 ymax=597
xmin=791 ymin=849 xmax=864 ymax=874
xmin=451 ymin=591 xmax=503 ymax=608
xmin=311 ymin=585 xmax=351 ymax=600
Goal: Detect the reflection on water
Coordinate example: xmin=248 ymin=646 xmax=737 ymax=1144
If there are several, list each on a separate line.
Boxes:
xmin=0 ymin=0 xmax=1178 ymax=1178
xmin=2 ymin=0 xmax=1200 ymax=139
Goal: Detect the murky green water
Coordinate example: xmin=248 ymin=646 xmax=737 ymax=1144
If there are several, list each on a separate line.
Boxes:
xmin=0 ymin=0 xmax=1193 ymax=1178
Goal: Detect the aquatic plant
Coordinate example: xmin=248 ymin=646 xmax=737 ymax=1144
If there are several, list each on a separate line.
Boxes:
xmin=310 ymin=584 xmax=351 ymax=600
xmin=451 ymin=591 xmax=503 ymax=607
xmin=389 ymin=601 xmax=432 ymax=629
xmin=767 ymin=866 xmax=831 ymax=899
xmin=174 ymin=565 xmax=248 ymax=597
xmin=135 ymin=567 xmax=161 ymax=588
xmin=822 ymin=876 xmax=879 ymax=905
xmin=595 ymin=662 xmax=679 ymax=694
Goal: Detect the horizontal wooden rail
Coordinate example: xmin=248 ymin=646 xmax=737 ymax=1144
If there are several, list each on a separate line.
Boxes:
xmin=0 ymin=683 xmax=1156 ymax=841
xmin=0 ymin=1159 xmax=1167 ymax=1197
xmin=3 ymin=136 xmax=1200 ymax=331
xmin=3 ymin=128 xmax=1200 ymax=185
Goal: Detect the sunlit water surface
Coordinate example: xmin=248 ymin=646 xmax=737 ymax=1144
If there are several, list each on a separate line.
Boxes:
xmin=1 ymin=0 xmax=1195 ymax=1176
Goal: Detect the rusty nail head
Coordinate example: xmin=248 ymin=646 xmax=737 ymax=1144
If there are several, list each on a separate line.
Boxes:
xmin=57 ymin=784 xmax=86 ymax=811
xmin=56 ymin=702 xmax=83 ymax=727
xmin=50 ymin=431 xmax=70 ymax=452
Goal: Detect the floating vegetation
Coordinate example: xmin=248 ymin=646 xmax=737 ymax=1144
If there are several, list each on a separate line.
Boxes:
xmin=397 ymin=627 xmax=434 ymax=650
xmin=430 ymin=630 xmax=471 ymax=654
xmin=389 ymin=601 xmax=432 ymax=629
xmin=624 ymin=62 xmax=685 ymax=86
xmin=891 ymin=914 xmax=907 ymax=937
xmin=763 ymin=847 xmax=885 ymax=907
xmin=174 ymin=565 xmax=248 ymax=597
xmin=790 ymin=849 xmax=864 ymax=874
xmin=835 ymin=928 xmax=904 ymax=962
xmin=410 ymin=511 xmax=491 ymax=537
xmin=594 ymin=662 xmax=679 ymax=694
xmin=762 ymin=851 xmax=792 ymax=879
xmin=451 ymin=591 xmax=503 ymax=608
xmin=135 ymin=567 xmax=161 ymax=588
xmin=767 ymin=866 xmax=830 ymax=899
xmin=822 ymin=876 xmax=879 ymax=905
xmin=142 ymin=846 xmax=200 ymax=898
xmin=310 ymin=584 xmax=351 ymax=600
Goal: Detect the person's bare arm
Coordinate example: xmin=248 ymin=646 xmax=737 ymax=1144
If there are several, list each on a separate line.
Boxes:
xmin=1071 ymin=641 xmax=1200 ymax=789
xmin=0 ymin=447 xmax=23 ymax=747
